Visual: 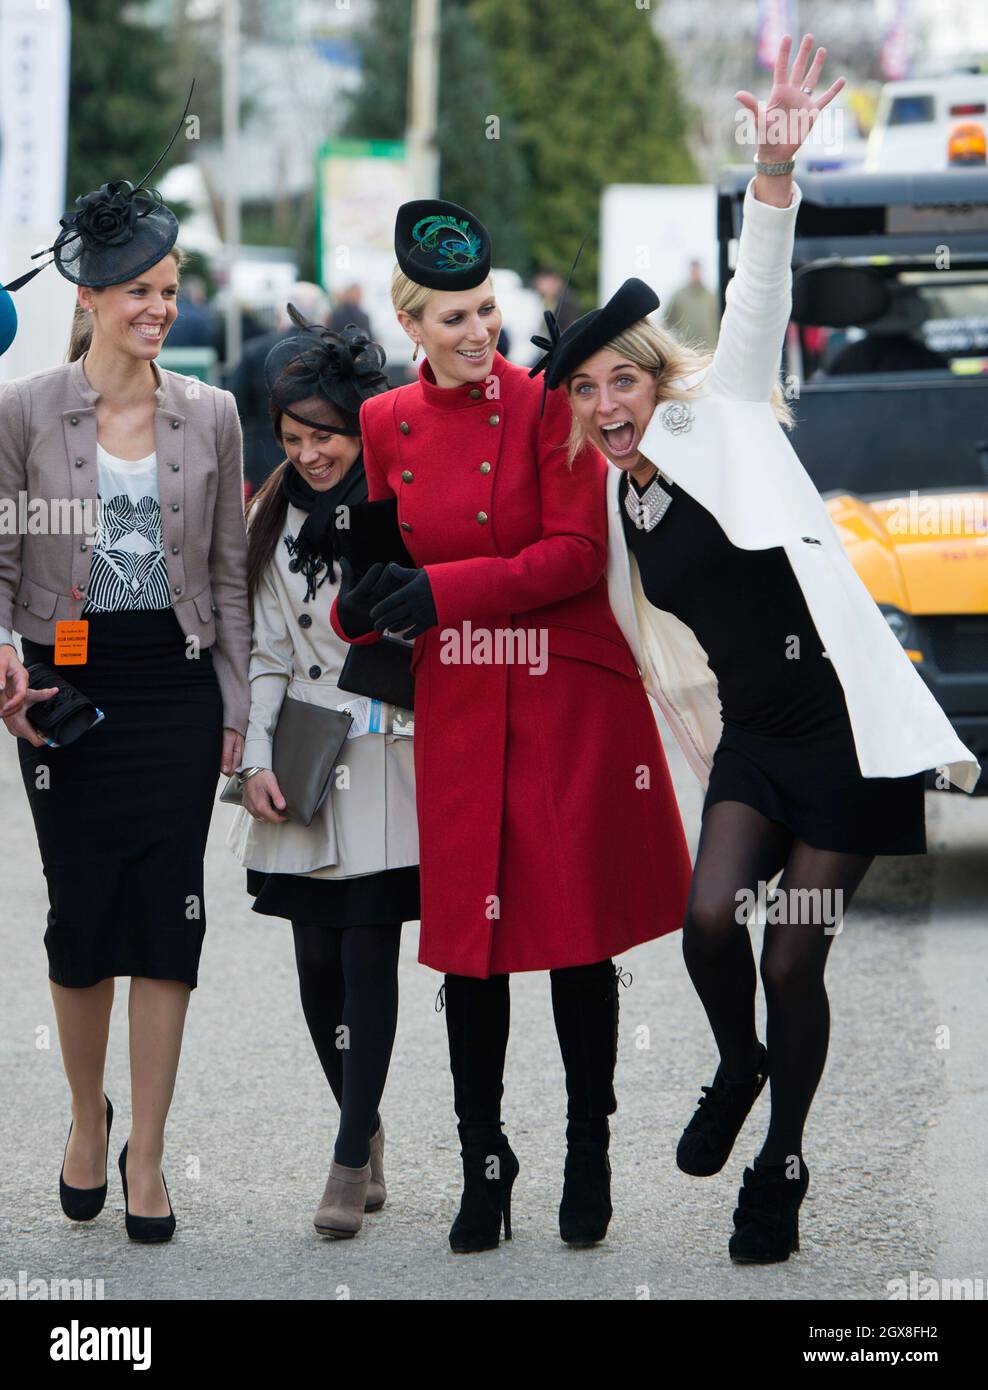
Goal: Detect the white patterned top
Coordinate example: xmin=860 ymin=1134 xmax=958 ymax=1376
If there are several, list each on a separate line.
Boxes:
xmin=83 ymin=444 xmax=171 ymax=613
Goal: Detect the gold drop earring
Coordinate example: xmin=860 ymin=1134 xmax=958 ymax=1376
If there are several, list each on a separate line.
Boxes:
xmin=412 ymin=340 xmax=420 ymax=361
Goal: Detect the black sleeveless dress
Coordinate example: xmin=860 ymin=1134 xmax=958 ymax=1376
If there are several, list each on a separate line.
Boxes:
xmin=619 ymin=471 xmax=926 ymax=855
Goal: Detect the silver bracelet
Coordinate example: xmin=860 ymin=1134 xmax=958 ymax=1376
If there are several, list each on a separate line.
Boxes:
xmin=236 ymin=766 xmax=265 ymax=787
xmin=754 ymin=157 xmax=796 ymax=176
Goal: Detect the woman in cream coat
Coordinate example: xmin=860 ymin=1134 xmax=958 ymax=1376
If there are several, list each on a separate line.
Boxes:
xmin=225 ymin=313 xmax=418 ymax=1240
xmin=541 ymin=35 xmax=980 ymax=1264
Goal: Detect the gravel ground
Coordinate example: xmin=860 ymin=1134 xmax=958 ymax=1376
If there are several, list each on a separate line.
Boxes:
xmin=2 ymin=723 xmax=985 ymax=1302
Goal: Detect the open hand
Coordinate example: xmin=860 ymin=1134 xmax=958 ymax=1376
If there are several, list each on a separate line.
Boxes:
xmin=736 ymin=33 xmax=846 ymax=164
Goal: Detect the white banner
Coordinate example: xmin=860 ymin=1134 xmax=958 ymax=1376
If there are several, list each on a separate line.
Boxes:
xmin=0 ymin=0 xmax=73 ymax=378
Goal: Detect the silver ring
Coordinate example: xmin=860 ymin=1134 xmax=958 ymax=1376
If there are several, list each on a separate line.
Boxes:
xmin=800 ymin=86 xmax=813 ymax=95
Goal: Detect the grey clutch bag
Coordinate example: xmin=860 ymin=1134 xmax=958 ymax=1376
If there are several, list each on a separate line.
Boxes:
xmin=220 ymin=696 xmax=353 ymax=827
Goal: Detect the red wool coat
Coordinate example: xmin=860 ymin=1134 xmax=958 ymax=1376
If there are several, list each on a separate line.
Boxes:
xmin=331 ymin=351 xmax=691 ymax=977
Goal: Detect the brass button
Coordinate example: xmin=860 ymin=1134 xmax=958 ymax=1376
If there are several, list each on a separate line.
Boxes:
xmin=69 ymin=416 xmax=78 ymax=426
xmin=171 ymin=503 xmax=180 ymax=512
xmin=469 ymin=388 xmax=482 ymax=400
xmin=173 ymin=585 xmax=183 ymax=595
xmin=299 ymin=613 xmax=312 ymax=629
xmin=476 ymin=510 xmax=488 ymax=524
xmin=399 ymin=421 xmax=410 ymax=435
xmin=488 ymin=414 xmax=499 ymax=427
xmin=479 ymin=461 xmax=491 ymax=474
xmin=171 ymin=545 xmax=180 ymax=555
xmin=171 ymin=420 xmax=181 ymax=430
xmin=401 ymin=469 xmax=414 ymax=483
xmin=400 ymin=521 xmax=413 ymax=533
xmin=309 ymin=665 xmax=322 ymax=680
xmin=75 ymin=458 xmax=85 ymax=468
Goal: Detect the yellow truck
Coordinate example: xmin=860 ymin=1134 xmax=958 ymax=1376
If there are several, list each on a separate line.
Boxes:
xmin=718 ymin=167 xmax=988 ymax=789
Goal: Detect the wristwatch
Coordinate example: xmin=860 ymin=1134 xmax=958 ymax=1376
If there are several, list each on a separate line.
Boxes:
xmin=754 ymin=157 xmax=796 ymax=176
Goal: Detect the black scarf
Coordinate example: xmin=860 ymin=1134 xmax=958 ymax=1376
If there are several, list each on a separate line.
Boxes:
xmin=281 ymin=454 xmax=368 ymax=599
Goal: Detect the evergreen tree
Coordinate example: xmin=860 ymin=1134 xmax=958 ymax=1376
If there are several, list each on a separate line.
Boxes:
xmin=66 ymin=0 xmax=195 ymax=204
xmin=342 ymin=0 xmax=531 ymax=272
xmin=471 ymin=0 xmax=699 ymax=298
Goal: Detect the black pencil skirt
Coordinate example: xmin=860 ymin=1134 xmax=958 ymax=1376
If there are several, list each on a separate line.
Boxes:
xmin=18 ymin=608 xmax=224 ymax=988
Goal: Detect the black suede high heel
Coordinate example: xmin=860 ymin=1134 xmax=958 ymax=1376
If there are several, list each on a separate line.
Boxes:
xmin=118 ymin=1141 xmax=176 ymax=1243
xmin=60 ymin=1096 xmax=113 ymax=1221
xmin=729 ymin=1156 xmax=809 ymax=1263
xmin=448 ymin=1124 xmax=519 ymax=1253
xmin=677 ymin=1043 xmax=769 ymax=1177
xmin=559 ymin=1118 xmax=612 ymax=1247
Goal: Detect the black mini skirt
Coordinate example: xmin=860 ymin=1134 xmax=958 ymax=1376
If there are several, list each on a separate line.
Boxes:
xmin=703 ymin=715 xmax=927 ymax=856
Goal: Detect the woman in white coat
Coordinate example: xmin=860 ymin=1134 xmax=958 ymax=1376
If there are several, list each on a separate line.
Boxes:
xmin=538 ymin=35 xmax=981 ymax=1264
xmin=225 ymin=312 xmax=419 ymax=1239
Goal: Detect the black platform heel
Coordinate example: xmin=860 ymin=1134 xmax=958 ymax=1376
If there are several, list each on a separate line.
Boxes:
xmin=60 ymin=1095 xmax=113 ymax=1221
xmin=118 ymin=1141 xmax=176 ymax=1243
xmin=728 ymin=1156 xmax=809 ymax=1263
xmin=677 ymin=1043 xmax=769 ymax=1176
xmin=559 ymin=1118 xmax=613 ymax=1247
xmin=448 ymin=1124 xmax=519 ymax=1254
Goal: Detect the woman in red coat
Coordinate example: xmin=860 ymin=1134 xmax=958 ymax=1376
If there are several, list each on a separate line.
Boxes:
xmin=330 ymin=199 xmax=692 ymax=1253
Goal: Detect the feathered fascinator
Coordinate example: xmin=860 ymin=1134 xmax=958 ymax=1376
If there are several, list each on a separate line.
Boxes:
xmin=264 ymin=303 xmax=390 ymax=435
xmin=394 ymin=198 xmax=492 ymax=291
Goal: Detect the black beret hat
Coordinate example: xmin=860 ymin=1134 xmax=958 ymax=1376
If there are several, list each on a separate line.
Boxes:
xmin=394 ymin=198 xmax=492 ymax=290
xmin=539 ymin=277 xmax=660 ymax=390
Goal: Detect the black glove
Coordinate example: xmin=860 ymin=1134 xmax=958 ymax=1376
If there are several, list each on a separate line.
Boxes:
xmin=336 ymin=559 xmax=403 ymax=639
xmin=369 ymin=563 xmax=438 ymax=639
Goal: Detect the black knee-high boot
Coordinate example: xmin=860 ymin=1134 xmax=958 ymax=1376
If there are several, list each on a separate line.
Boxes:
xmin=549 ymin=958 xmax=619 ymax=1246
xmin=443 ymin=972 xmax=519 ymax=1254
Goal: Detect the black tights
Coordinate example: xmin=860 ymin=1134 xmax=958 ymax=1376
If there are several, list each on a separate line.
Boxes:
xmin=442 ymin=959 xmax=619 ymax=1127
xmin=682 ymin=800 xmax=873 ymax=1165
xmin=291 ymin=920 xmax=402 ymax=1168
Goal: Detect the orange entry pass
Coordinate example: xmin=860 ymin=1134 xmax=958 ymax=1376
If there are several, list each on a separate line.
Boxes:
xmin=55 ymin=586 xmax=89 ymax=664
xmin=54 ymin=621 xmax=89 ymax=664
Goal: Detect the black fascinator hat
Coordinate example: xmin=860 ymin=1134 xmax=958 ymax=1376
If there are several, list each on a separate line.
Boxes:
xmin=2 ymin=81 xmax=195 ymax=299
xmin=538 ymin=278 xmax=661 ymax=392
xmin=265 ymin=303 xmax=390 ymax=436
xmin=394 ymin=198 xmax=491 ymax=290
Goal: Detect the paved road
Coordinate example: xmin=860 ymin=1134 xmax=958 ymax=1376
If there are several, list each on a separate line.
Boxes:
xmin=1 ymin=718 xmax=985 ymax=1301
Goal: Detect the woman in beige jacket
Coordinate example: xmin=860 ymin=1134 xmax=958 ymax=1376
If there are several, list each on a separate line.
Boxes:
xmin=0 ymin=171 xmax=250 ymax=1242
xmin=225 ymin=311 xmax=418 ymax=1239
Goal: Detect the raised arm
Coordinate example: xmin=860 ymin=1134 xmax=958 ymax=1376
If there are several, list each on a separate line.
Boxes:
xmin=708 ymin=32 xmax=844 ymax=402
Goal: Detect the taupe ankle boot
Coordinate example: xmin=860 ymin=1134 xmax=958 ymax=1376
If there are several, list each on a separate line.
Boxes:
xmin=366 ymin=1120 xmax=386 ymax=1212
xmin=313 ymin=1160 xmax=371 ymax=1238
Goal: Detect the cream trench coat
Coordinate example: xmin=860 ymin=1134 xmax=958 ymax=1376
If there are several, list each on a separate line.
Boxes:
xmin=605 ymin=176 xmax=981 ymax=795
xmin=225 ymin=501 xmax=419 ymax=878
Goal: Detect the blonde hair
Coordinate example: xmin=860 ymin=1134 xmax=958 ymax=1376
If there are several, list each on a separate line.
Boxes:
xmin=565 ymin=315 xmax=794 ymax=465
xmin=390 ymin=265 xmax=495 ymax=324
xmin=66 ymin=245 xmax=189 ymax=362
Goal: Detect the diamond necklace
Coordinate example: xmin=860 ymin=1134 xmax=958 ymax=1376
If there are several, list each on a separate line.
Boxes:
xmin=624 ymin=469 xmax=673 ymax=532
